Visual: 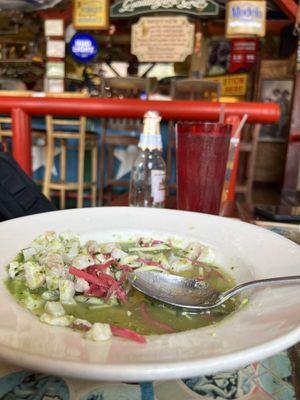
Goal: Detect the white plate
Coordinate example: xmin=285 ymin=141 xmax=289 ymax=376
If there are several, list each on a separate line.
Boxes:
xmin=0 ymin=207 xmax=299 ymax=382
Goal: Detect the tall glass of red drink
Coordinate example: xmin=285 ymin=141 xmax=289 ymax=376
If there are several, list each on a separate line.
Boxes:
xmin=176 ymin=122 xmax=231 ymax=215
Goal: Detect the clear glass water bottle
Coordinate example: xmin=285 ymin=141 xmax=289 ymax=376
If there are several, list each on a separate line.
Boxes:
xmin=129 ymin=111 xmax=166 ymax=208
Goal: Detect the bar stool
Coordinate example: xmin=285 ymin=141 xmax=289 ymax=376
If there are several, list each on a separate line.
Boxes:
xmin=42 ymin=116 xmax=98 ymax=209
xmin=99 ymin=77 xmax=156 ymax=205
xmin=235 ymin=124 xmax=260 ymax=206
xmin=0 ymin=117 xmax=12 ymax=149
xmin=0 ymin=117 xmax=48 ymax=186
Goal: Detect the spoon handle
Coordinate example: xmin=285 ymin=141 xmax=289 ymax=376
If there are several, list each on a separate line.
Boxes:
xmin=220 ymin=275 xmax=300 ymax=304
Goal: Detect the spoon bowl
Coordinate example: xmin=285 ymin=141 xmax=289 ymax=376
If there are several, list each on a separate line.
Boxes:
xmin=128 ymin=271 xmax=300 ymax=311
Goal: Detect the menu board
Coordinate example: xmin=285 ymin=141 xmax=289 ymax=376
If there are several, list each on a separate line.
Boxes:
xmin=73 ymin=0 xmax=109 ymax=30
xmin=131 ymin=16 xmax=194 ymax=63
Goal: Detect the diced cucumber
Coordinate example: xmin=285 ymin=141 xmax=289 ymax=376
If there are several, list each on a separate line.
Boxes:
xmin=88 ymin=304 xmax=116 ymax=310
xmin=75 ymin=295 xmax=105 ymax=305
xmin=42 ymin=290 xmax=60 ymax=301
xmin=128 ymin=245 xmax=170 ymax=253
xmin=135 ymin=265 xmax=166 ymax=273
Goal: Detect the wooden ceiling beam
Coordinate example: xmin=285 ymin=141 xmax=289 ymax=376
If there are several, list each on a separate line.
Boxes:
xmin=273 ymin=0 xmax=297 ymax=21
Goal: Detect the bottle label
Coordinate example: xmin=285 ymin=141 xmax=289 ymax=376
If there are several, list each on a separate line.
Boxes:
xmin=139 ymin=133 xmax=162 ymax=151
xmin=151 ymin=170 xmax=166 ymax=204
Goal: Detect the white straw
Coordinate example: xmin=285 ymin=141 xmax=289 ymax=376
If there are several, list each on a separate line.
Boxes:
xmin=219 ymin=104 xmax=225 ymax=124
xmin=234 ymin=114 xmax=248 ymax=137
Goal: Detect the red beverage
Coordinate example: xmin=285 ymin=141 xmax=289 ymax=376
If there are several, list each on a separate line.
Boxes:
xmin=176 ymin=122 xmax=231 ymax=215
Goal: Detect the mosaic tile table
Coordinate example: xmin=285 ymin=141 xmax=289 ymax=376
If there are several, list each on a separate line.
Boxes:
xmin=0 ymin=223 xmax=298 ymax=400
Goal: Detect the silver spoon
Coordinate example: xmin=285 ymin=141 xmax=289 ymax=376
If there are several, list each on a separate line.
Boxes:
xmin=128 ymin=271 xmax=300 ymax=311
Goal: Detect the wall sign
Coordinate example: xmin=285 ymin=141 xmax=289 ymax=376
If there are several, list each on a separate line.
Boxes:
xmin=111 ymin=0 xmax=219 ymax=18
xmin=229 ymin=38 xmax=258 ymax=73
xmin=46 ymin=40 xmax=66 ymax=58
xmin=73 ymin=0 xmax=109 ymax=30
xmin=70 ymin=33 xmax=98 ymax=62
xmin=205 ymin=74 xmax=248 ymax=97
xmin=44 ymin=19 xmax=64 ymax=37
xmin=226 ymin=1 xmax=266 ymax=38
xmin=45 ymin=78 xmax=65 ymax=93
xmin=46 ymin=62 xmax=65 ymax=78
xmin=131 ymin=16 xmax=194 ymax=62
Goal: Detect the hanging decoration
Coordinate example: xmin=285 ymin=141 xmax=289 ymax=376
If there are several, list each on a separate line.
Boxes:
xmin=194 ymin=30 xmax=203 ymax=57
xmin=110 ymin=0 xmax=219 ymax=18
xmin=226 ymin=1 xmax=266 ymax=38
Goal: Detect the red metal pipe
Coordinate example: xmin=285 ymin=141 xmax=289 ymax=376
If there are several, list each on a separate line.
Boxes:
xmin=2 ymin=96 xmax=280 ymax=175
xmin=11 ymin=108 xmax=32 ymax=175
xmin=0 ymin=97 xmax=280 ymax=124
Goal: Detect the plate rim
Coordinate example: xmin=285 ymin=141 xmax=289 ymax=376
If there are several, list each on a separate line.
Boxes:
xmin=0 ymin=324 xmax=300 ymax=381
xmin=0 ymin=207 xmax=299 ymax=381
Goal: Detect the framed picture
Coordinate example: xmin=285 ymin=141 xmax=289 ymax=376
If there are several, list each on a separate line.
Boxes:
xmin=44 ymin=19 xmax=64 ymax=37
xmin=46 ymin=40 xmax=65 ymax=58
xmin=73 ymin=0 xmax=109 ymax=30
xmin=206 ymin=39 xmax=231 ymax=76
xmin=259 ymin=59 xmax=294 ymax=79
xmin=255 ymin=59 xmax=295 ymax=142
xmin=259 ymin=79 xmax=294 ymax=141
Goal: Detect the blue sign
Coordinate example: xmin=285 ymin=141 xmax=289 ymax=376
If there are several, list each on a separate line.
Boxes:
xmin=70 ymin=33 xmax=98 ymax=62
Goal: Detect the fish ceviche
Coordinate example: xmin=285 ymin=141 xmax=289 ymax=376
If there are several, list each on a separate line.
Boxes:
xmin=5 ymin=231 xmax=238 ymax=344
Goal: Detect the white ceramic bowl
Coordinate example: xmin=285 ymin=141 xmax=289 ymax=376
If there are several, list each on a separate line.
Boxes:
xmin=0 ymin=207 xmax=299 ymax=382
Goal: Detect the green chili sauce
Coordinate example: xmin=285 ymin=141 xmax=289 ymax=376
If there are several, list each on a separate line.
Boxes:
xmin=6 ymin=260 xmax=237 ymax=336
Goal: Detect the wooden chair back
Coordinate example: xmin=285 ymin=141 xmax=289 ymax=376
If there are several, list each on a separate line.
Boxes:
xmin=171 ymin=79 xmax=221 ymax=101
xmin=101 ymin=76 xmax=155 ymax=99
xmin=101 ymin=76 xmax=156 ymax=133
xmin=43 ymin=116 xmax=98 ymax=209
xmin=99 ymin=77 xmax=156 ymax=205
xmin=236 ymin=124 xmax=260 ymax=206
xmin=0 ymin=117 xmax=12 ymax=139
xmin=0 ymin=117 xmax=12 ymax=152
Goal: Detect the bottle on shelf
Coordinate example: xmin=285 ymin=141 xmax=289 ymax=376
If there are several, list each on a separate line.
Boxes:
xmin=129 ymin=110 xmax=166 ymax=208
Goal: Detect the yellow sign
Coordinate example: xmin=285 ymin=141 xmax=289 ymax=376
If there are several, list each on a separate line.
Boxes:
xmin=226 ymin=1 xmax=266 ymax=37
xmin=205 ymin=74 xmax=248 ymax=97
xmin=73 ymin=0 xmax=109 ymax=30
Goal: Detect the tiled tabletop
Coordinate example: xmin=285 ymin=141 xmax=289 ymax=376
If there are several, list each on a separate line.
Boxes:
xmin=0 ymin=350 xmax=296 ymax=399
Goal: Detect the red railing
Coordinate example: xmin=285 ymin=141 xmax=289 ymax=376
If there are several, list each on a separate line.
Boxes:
xmin=0 ymin=96 xmax=280 ymax=181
